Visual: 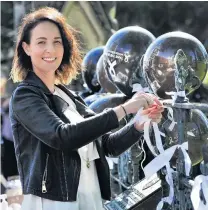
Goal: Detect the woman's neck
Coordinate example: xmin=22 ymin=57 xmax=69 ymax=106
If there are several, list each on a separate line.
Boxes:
xmin=33 ymin=70 xmax=56 ymax=93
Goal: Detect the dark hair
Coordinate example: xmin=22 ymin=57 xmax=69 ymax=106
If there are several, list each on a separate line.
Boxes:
xmin=11 ymin=7 xmax=82 ymax=84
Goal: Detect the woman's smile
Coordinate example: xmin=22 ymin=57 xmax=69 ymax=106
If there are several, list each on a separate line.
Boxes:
xmin=42 ymin=57 xmax=57 ymax=63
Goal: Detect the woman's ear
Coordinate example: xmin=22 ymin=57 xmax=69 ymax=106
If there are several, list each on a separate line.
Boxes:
xmin=22 ymin=42 xmax=31 ymax=56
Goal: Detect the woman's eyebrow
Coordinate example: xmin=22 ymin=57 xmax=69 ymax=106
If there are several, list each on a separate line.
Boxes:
xmin=36 ymin=37 xmax=47 ymax=40
xmin=36 ymin=37 xmax=61 ymax=40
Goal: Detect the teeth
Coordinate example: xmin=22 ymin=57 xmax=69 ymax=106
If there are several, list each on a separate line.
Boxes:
xmin=43 ymin=58 xmax=56 ymax=61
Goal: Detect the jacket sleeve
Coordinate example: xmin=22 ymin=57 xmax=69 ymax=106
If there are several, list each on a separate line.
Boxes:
xmin=10 ymin=86 xmax=119 ymax=151
xmin=102 ymin=123 xmax=144 ymax=157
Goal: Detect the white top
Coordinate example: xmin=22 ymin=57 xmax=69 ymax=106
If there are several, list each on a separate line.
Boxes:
xmin=21 ymin=87 xmax=104 ymax=210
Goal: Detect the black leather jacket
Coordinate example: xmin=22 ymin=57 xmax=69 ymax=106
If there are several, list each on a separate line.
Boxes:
xmin=9 ymin=72 xmax=143 ymax=201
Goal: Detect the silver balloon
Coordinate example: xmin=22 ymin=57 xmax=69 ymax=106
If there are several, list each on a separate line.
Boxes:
xmin=161 ymin=108 xmax=208 ymax=166
xmin=103 ymin=26 xmax=156 ymax=96
xmin=82 ymin=46 xmax=104 ymax=93
xmin=96 ymin=55 xmax=118 ymax=93
xmin=143 ymin=31 xmax=208 ymax=99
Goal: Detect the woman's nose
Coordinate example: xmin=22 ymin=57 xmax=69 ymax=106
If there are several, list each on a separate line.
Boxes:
xmin=46 ymin=44 xmax=56 ymax=53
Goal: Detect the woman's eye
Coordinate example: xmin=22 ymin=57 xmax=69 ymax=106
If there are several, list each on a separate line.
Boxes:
xmin=38 ymin=41 xmax=45 ymax=44
xmin=54 ymin=41 xmax=62 ymax=44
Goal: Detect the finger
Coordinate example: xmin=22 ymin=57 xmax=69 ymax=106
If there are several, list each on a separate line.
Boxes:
xmin=144 ymin=105 xmax=160 ymax=113
xmin=157 ymin=106 xmax=164 ymax=111
xmin=142 ymin=94 xmax=154 ymax=107
xmin=149 ymin=111 xmax=160 ymax=115
xmin=148 ymin=105 xmax=164 ymax=112
xmin=135 ymin=97 xmax=149 ymax=111
xmin=141 ymin=109 xmax=152 ymax=115
xmin=148 ymin=105 xmax=158 ymax=111
xmin=153 ymin=98 xmax=163 ymax=106
xmin=149 ymin=109 xmax=163 ymax=114
xmin=144 ymin=93 xmax=162 ymax=106
xmin=150 ymin=114 xmax=162 ymax=121
xmin=151 ymin=118 xmax=162 ymax=123
xmin=141 ymin=105 xmax=162 ymax=114
xmin=148 ymin=113 xmax=162 ymax=119
xmin=142 ymin=99 xmax=149 ymax=110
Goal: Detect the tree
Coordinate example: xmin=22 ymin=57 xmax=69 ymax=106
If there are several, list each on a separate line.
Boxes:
xmin=116 ymin=2 xmax=208 ymax=45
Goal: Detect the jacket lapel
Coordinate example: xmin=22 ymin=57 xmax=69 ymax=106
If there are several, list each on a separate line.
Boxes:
xmin=22 ymin=71 xmax=96 ymax=119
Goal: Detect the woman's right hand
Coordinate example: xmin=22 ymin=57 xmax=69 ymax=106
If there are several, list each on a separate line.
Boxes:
xmin=113 ymin=92 xmax=161 ymax=122
xmin=122 ymin=92 xmax=156 ymax=115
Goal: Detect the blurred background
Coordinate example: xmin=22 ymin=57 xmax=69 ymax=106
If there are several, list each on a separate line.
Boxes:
xmin=1 ymin=1 xmax=208 ymax=97
xmin=1 ymin=1 xmax=208 ymax=206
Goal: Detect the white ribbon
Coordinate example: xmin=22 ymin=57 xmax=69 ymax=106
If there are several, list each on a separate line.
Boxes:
xmin=162 ymin=92 xmax=178 ymax=132
xmin=130 ymin=108 xmax=158 ymax=157
xmin=133 ymin=107 xmax=191 ymax=209
xmin=187 ymin=131 xmax=195 ymax=137
xmin=131 ymin=89 xmax=192 ymax=209
xmin=156 ymin=168 xmax=174 ymax=210
xmin=143 ymin=142 xmax=191 ymax=178
xmin=132 ymin=83 xmax=151 ymax=94
xmin=144 ymin=134 xmax=190 ymax=209
xmin=165 ymin=107 xmax=177 ymax=131
xmin=131 ymin=107 xmax=175 ymax=208
xmin=163 ymin=90 xmax=186 ymax=132
xmin=191 ymin=175 xmax=208 ymax=210
xmin=153 ymin=122 xmax=174 ymax=209
xmin=165 ymin=90 xmax=186 ymax=102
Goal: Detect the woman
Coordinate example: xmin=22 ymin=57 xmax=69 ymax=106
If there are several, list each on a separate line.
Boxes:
xmin=9 ymin=7 xmax=163 ymax=210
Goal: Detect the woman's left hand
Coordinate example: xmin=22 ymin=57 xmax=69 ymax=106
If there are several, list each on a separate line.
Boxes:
xmin=134 ymin=97 xmax=164 ymax=131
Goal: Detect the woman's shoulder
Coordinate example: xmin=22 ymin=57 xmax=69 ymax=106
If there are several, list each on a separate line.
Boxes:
xmin=10 ymin=84 xmax=52 ymax=115
xmin=11 ymin=83 xmax=46 ymax=105
xmin=13 ymin=83 xmax=41 ymax=95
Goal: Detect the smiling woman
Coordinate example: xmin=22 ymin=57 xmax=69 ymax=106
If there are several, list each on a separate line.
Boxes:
xmin=11 ymin=7 xmax=81 ymax=87
xmin=9 ymin=6 xmax=163 ymax=210
xmin=21 ymin=21 xmax=64 ymax=92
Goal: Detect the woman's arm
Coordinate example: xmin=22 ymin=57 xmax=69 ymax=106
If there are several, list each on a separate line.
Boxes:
xmin=102 ymin=123 xmax=143 ymax=157
xmin=10 ymin=86 xmax=119 ymax=151
xmin=102 ymin=96 xmax=163 ymax=157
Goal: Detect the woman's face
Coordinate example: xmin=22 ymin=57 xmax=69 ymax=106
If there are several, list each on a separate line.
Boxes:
xmin=22 ymin=21 xmax=64 ymax=75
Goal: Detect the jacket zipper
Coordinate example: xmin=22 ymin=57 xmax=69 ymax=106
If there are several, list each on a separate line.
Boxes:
xmin=62 ymin=152 xmax=69 ymax=200
xmin=42 ymin=153 xmax=49 ymax=193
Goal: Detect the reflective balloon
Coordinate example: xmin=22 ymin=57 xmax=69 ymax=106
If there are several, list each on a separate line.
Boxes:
xmin=189 ymin=85 xmax=208 ymax=128
xmin=78 ymin=83 xmax=93 ymax=100
xmin=103 ymin=26 xmax=156 ymax=96
xmin=84 ymin=93 xmax=106 ymax=106
xmin=204 ymin=39 xmax=208 ymax=54
xmin=89 ymin=93 xmax=129 ymax=145
xmin=190 ymin=85 xmax=208 ymax=109
xmin=143 ymin=31 xmax=208 ymax=99
xmin=67 ymin=73 xmax=86 ymax=93
xmin=96 ymin=55 xmax=118 ymax=93
xmin=89 ymin=93 xmax=127 ymax=113
xmin=203 ymin=71 xmax=208 ymax=89
xmin=161 ymin=109 xmax=208 ymax=166
xmin=189 ymin=109 xmax=208 ymax=165
xmin=82 ymin=46 xmax=104 ymax=93
xmin=78 ymin=89 xmax=93 ymax=100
